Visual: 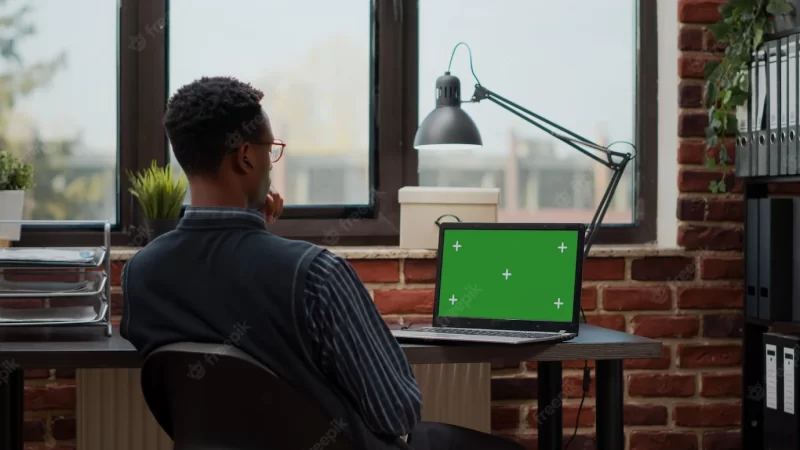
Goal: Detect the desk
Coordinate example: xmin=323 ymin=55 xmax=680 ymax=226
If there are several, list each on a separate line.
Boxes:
xmin=0 ymin=325 xmax=660 ymax=450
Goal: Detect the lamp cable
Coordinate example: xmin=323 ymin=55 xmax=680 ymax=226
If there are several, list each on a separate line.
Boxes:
xmin=447 ymin=42 xmax=482 ymax=86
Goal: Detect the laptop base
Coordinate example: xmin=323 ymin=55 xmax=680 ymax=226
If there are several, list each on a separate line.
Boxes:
xmin=391 ymin=327 xmax=577 ymax=345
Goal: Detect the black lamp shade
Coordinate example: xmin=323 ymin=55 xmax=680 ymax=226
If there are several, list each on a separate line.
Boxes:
xmin=414 ymin=73 xmax=483 ymax=150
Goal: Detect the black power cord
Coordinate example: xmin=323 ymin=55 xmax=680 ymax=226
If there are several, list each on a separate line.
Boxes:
xmin=565 ymin=306 xmax=590 ymax=449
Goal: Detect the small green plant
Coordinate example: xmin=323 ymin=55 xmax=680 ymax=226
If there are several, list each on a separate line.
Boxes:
xmin=705 ymin=0 xmax=794 ymax=192
xmin=0 ymin=150 xmax=34 ymax=191
xmin=128 ymin=160 xmax=188 ymax=219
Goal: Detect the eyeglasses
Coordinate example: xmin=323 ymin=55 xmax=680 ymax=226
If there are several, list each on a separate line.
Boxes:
xmin=228 ymin=139 xmax=286 ymax=163
xmin=269 ymin=139 xmax=285 ymax=163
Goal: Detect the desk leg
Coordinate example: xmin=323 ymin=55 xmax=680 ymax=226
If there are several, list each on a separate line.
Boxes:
xmin=596 ymin=360 xmax=624 ymax=450
xmin=0 ymin=367 xmax=23 ymax=450
xmin=537 ymin=361 xmax=562 ymax=450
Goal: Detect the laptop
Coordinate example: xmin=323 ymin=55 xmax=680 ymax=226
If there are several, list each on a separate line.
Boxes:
xmin=391 ymin=222 xmax=585 ymax=344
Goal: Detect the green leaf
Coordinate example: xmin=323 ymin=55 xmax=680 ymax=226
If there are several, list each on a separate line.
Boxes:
xmin=705 ymin=157 xmax=718 ymax=170
xmin=767 ymin=0 xmax=794 ymax=16
xmin=708 ymin=21 xmax=732 ymax=39
xmin=754 ymin=26 xmax=764 ymax=48
xmin=722 ymin=90 xmax=733 ymax=104
xmin=709 ymin=180 xmax=720 ymax=194
xmin=718 ymin=179 xmax=728 ymax=193
xmin=705 ymin=60 xmax=721 ymax=80
xmin=709 ymin=134 xmax=720 ymax=148
xmin=719 ymin=144 xmax=730 ymax=163
xmin=706 ymin=82 xmax=718 ymax=108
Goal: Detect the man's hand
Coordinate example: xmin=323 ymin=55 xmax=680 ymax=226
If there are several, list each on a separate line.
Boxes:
xmin=262 ymin=187 xmax=284 ymax=224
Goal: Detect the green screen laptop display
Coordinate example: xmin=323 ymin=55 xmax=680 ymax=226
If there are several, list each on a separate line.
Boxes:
xmin=437 ymin=228 xmax=580 ymax=322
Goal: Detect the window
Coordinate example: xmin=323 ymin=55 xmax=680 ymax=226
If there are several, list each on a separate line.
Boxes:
xmin=416 ymin=0 xmax=657 ymax=243
xmin=16 ymin=0 xmax=654 ymax=246
xmin=167 ymin=0 xmax=372 ymax=207
xmin=1 ymin=0 xmax=118 ymax=223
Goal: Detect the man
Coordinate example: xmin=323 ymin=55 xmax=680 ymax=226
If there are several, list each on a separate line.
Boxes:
xmin=121 ymin=76 xmax=523 ymax=450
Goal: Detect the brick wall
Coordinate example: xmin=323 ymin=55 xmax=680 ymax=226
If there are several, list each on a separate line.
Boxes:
xmin=16 ymin=1 xmax=755 ymax=449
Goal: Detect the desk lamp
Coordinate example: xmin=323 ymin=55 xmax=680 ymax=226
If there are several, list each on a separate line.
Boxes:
xmin=415 ymin=42 xmax=637 ymax=261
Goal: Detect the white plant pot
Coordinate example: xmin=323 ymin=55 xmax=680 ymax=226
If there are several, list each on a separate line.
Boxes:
xmin=0 ymin=190 xmax=25 ymax=241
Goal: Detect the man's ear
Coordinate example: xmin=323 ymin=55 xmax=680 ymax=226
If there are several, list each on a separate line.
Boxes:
xmin=232 ymin=145 xmax=254 ymax=173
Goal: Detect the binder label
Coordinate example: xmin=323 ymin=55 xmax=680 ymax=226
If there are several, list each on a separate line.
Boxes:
xmin=785 ymin=347 xmax=795 ymax=415
xmin=767 ymin=344 xmax=778 ymax=410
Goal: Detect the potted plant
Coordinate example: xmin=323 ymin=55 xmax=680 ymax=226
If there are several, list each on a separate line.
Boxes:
xmin=0 ymin=150 xmax=34 ymax=242
xmin=128 ymin=160 xmax=188 ymax=242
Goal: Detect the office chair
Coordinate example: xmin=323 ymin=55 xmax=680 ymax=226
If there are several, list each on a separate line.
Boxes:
xmin=140 ymin=342 xmax=357 ymax=450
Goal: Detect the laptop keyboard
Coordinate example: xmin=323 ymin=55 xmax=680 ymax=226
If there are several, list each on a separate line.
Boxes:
xmin=414 ymin=327 xmax=559 ymax=339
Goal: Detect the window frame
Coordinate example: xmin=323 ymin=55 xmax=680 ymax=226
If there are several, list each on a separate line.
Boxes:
xmin=17 ymin=0 xmax=656 ymax=247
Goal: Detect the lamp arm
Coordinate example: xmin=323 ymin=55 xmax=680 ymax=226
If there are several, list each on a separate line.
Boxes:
xmin=468 ymin=84 xmax=634 ymax=259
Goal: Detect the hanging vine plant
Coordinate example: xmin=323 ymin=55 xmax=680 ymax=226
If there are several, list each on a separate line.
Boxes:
xmin=704 ymin=0 xmax=794 ymax=192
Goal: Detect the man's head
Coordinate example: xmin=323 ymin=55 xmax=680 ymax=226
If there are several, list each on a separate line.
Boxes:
xmin=164 ymin=76 xmax=277 ymax=209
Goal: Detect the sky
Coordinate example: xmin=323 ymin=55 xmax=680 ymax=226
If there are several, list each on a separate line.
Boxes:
xmin=2 ymin=0 xmax=637 ymax=173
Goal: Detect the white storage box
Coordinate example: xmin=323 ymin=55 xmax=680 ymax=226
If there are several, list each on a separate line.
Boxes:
xmin=398 ymin=187 xmax=500 ymax=249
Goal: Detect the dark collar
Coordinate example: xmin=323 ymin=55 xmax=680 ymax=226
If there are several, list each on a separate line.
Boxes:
xmin=178 ymin=206 xmax=267 ymax=231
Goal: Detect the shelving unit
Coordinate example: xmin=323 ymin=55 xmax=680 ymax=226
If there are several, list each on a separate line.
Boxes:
xmin=0 ymin=220 xmax=113 ymax=337
xmin=738 ymin=28 xmax=800 ymax=450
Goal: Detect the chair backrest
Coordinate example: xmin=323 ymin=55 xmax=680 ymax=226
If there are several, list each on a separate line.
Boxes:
xmin=141 ymin=342 xmax=357 ymax=450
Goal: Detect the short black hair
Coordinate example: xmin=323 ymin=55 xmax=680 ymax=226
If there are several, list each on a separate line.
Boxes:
xmin=164 ymin=76 xmax=265 ymax=176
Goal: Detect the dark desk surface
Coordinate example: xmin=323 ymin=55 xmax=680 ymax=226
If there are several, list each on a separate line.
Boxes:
xmin=0 ymin=324 xmax=661 ymax=368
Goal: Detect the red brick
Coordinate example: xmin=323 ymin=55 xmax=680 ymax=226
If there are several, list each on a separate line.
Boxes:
xmin=492 ymin=361 xmax=521 ymax=370
xmin=603 ymin=287 xmax=672 ymax=311
xmin=491 ymin=377 xmax=537 ymax=401
xmin=703 ymin=314 xmax=743 ymax=338
xmin=674 ymin=403 xmax=741 ymax=426
xmin=678 ymin=168 xmax=736 ymax=193
xmin=700 ymin=257 xmax=744 ymax=280
xmin=562 ymin=360 xmax=595 ymax=370
xmin=23 ymin=385 xmax=76 ymax=411
xmin=582 ymin=258 xmax=625 ymax=281
xmin=677 ymin=286 xmax=743 ymax=309
xmin=110 ymin=291 xmax=123 ymax=315
xmin=768 ymin=182 xmax=800 ymax=194
xmin=678 ymin=344 xmax=742 ymax=368
xmin=678 ymin=198 xmax=705 ymax=221
xmin=23 ymin=418 xmax=45 ymax=442
xmin=0 ymin=298 xmax=44 ymax=309
xmin=679 ymin=27 xmax=703 ymax=51
xmin=678 ymin=225 xmax=743 ymax=251
xmin=348 ymin=260 xmax=399 ymax=283
xmin=701 ymin=373 xmax=742 ymax=397
xmin=491 ymin=405 xmax=520 ymax=431
xmin=678 ymin=0 xmax=726 ymax=23
xmin=373 ymin=289 xmax=433 ymax=314
xmin=630 ymin=431 xmax=698 ymax=450
xmin=631 ymin=257 xmax=695 ymax=281
xmin=581 ymin=286 xmax=598 ymax=311
xmin=702 ymin=430 xmax=741 ymax=450
xmin=24 ymin=369 xmax=50 ymax=380
xmin=527 ymin=405 xmax=595 ymax=429
xmin=110 ymin=261 xmax=125 ymax=286
xmin=633 ymin=315 xmax=700 ymax=338
xmin=629 ymin=374 xmax=696 ymax=397
xmin=563 ymin=375 xmax=596 ymax=398
xmin=679 ymin=81 xmax=703 ymax=107
xmin=403 ymin=260 xmax=437 ymax=283
xmin=51 ymin=416 xmax=76 ymax=440
xmin=680 ymin=55 xmax=721 ymax=79
xmin=624 ymin=404 xmax=668 ymax=426
xmin=706 ymin=198 xmax=744 ymax=222
xmin=678 ymin=139 xmax=736 ymax=164
xmin=524 ymin=361 xmax=537 ymax=371
xmin=625 ymin=347 xmax=671 ymax=370
xmin=679 ymin=111 xmax=711 ymax=137
xmin=585 ymin=314 xmax=626 ymax=331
